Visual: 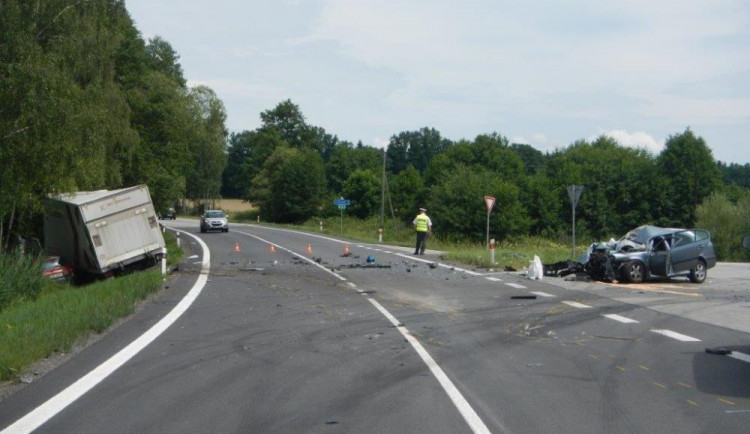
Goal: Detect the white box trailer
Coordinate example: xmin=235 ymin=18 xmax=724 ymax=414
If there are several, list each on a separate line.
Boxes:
xmin=44 ymin=185 xmax=166 ymax=276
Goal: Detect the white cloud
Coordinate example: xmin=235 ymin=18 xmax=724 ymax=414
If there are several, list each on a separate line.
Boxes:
xmin=596 ymin=129 xmax=664 ymax=154
xmin=370 ymin=138 xmax=389 ymax=149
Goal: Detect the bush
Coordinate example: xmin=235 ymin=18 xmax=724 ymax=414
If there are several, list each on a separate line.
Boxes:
xmin=0 ymin=251 xmax=44 ymax=312
xmin=696 ymin=191 xmax=750 ymax=261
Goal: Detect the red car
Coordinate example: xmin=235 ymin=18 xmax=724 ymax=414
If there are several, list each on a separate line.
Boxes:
xmin=42 ymin=256 xmax=74 ymax=282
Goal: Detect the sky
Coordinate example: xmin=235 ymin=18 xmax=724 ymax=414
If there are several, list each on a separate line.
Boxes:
xmin=126 ymin=0 xmax=750 ymax=164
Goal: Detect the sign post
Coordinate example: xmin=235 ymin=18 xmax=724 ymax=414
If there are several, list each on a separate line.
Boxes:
xmin=567 ymin=185 xmax=584 ymax=258
xmin=484 ymin=195 xmax=496 ymax=248
xmin=333 ymin=197 xmax=350 ymax=236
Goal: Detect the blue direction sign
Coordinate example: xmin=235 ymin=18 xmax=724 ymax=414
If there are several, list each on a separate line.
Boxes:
xmin=333 ymin=198 xmax=350 ymax=207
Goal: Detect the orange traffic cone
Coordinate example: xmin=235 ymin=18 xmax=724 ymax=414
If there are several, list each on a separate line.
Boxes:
xmin=269 ymin=244 xmax=276 ymax=254
xmin=306 ymin=243 xmax=313 ymax=254
xmin=234 ymin=242 xmax=241 ymax=252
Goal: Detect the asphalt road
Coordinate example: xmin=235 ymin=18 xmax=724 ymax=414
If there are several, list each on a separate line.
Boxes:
xmin=2 ymin=220 xmax=750 ymax=434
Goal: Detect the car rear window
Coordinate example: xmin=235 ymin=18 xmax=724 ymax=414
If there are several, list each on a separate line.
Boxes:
xmin=695 ymin=230 xmax=709 ymax=241
xmin=673 ymin=231 xmax=695 ymax=247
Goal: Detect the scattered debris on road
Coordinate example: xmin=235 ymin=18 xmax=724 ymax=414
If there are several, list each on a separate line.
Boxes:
xmin=705 ymin=347 xmax=732 ymax=355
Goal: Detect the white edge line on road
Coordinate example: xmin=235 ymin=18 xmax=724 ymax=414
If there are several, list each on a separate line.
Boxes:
xmin=238 ymin=231 xmax=346 ymax=281
xmin=562 ymin=301 xmax=592 ymax=309
xmin=602 ymin=314 xmax=639 ymax=324
xmin=506 ymin=283 xmax=526 ymax=289
xmin=729 ymin=351 xmax=750 ymax=364
xmin=650 ymin=329 xmax=701 ymax=342
xmin=237 ymin=229 xmax=492 ymax=434
xmin=530 ymin=291 xmax=555 ymax=298
xmin=366 ymin=298 xmax=492 ymax=434
xmin=2 ymin=230 xmax=211 ymax=434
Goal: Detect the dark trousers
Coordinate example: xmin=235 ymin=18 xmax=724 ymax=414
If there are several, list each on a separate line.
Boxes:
xmin=414 ymin=231 xmax=428 ymax=254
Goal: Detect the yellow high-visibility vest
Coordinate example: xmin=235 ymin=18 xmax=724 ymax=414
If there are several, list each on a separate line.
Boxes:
xmin=415 ymin=214 xmax=430 ymax=232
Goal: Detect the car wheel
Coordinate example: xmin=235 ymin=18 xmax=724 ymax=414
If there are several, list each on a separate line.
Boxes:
xmin=622 ymin=260 xmax=646 ymax=283
xmin=689 ymin=260 xmax=707 ymax=283
xmin=200 ymin=227 xmax=206 ymax=233
xmin=223 ymin=228 xmax=229 ymax=232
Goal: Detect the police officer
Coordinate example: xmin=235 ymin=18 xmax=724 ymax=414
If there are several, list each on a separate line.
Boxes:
xmin=413 ymin=207 xmax=432 ymax=255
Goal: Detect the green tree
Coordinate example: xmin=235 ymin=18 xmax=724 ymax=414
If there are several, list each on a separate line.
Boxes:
xmin=657 ymin=129 xmax=722 ymax=227
xmin=185 ymin=85 xmax=228 ymax=203
xmin=386 ymin=128 xmax=451 ymax=174
xmin=250 ymin=147 xmax=325 ymax=222
xmin=696 ymin=191 xmax=750 ymax=261
xmin=342 ymin=170 xmax=381 ymax=218
xmin=424 ymin=133 xmax=525 ymax=186
xmin=389 ymin=166 xmax=424 ymax=220
xmin=510 ymin=143 xmax=546 ymax=174
xmin=544 ymin=136 xmax=665 ymax=239
xmin=426 ymin=166 xmax=528 ymax=241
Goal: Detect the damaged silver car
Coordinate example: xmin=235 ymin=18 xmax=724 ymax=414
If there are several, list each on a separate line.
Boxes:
xmin=578 ymin=225 xmax=717 ymax=283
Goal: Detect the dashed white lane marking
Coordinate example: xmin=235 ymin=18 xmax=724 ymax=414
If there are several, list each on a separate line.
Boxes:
xmin=485 ymin=277 xmax=503 ymax=282
xmin=347 ymin=282 xmax=357 ymax=288
xmin=650 ymin=329 xmax=701 ymax=342
xmin=236 ymin=230 xmax=492 ymax=434
xmin=530 ymin=291 xmax=555 ymax=298
xmin=2 ymin=230 xmax=211 ymax=434
xmin=506 ymin=283 xmax=526 ymax=289
xmin=729 ymin=352 xmax=750 ymax=364
xmin=366 ymin=298 xmax=492 ymax=434
xmin=602 ymin=314 xmax=639 ymax=324
xmin=562 ymin=301 xmax=592 ymax=309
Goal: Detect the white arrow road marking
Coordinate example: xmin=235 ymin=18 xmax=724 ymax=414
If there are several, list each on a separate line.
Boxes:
xmin=602 ymin=314 xmax=639 ymax=324
xmin=2 ymin=230 xmax=211 ymax=434
xmin=650 ymin=329 xmax=701 ymax=342
xmin=562 ymin=301 xmax=592 ymax=309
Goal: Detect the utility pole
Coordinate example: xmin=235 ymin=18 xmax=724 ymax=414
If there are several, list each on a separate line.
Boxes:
xmin=380 ymin=149 xmax=386 ymax=231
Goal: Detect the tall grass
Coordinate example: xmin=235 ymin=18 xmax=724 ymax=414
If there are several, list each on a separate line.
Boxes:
xmin=443 ymin=237 xmax=584 ymax=270
xmin=0 ymin=271 xmax=163 ymax=381
xmin=0 ymin=251 xmax=45 ymax=312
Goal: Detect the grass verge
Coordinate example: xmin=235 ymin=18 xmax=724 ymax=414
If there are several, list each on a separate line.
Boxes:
xmin=0 ymin=231 xmax=183 ymax=382
xmin=0 ymin=271 xmax=163 ymax=381
xmin=164 ymin=230 xmax=183 ymax=268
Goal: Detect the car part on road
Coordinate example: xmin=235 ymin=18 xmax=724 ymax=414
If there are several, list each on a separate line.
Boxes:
xmin=705 ymin=347 xmax=732 ymax=355
xmin=511 ymin=295 xmax=538 ymax=299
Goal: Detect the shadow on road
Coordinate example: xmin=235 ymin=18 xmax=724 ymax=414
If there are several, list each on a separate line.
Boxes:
xmin=693 ymin=346 xmax=750 ymax=398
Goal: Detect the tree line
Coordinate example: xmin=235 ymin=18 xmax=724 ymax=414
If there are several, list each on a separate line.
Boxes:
xmin=2 ymin=1 xmax=748 ymax=256
xmin=225 ymin=99 xmax=748 ymax=248
xmin=0 ymin=0 xmax=227 ymax=249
